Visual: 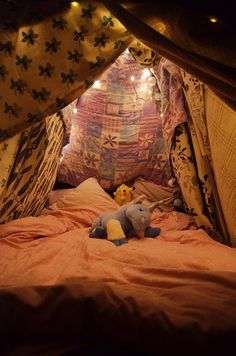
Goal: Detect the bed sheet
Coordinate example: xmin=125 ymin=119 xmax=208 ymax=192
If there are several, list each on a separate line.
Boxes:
xmin=0 ymin=178 xmax=236 ymax=355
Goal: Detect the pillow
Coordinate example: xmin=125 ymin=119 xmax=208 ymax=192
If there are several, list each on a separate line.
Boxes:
xmin=133 ymin=177 xmax=174 ymax=211
xmin=47 ymin=188 xmax=74 ymax=206
xmin=44 ymin=177 xmax=118 ymax=212
xmin=57 ymin=52 xmax=171 ymax=190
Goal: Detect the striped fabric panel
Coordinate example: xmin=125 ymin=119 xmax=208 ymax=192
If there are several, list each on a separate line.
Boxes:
xmin=0 ymin=113 xmax=64 ymax=223
xmin=205 ymin=88 xmax=236 ymax=247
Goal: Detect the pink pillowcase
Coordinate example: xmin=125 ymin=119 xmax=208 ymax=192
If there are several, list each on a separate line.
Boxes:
xmin=46 ymin=176 xmax=174 ymax=215
xmin=47 ymin=188 xmax=74 ymax=206
xmin=44 ymin=177 xmax=118 ymax=212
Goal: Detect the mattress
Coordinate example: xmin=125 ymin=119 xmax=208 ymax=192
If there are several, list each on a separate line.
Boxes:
xmin=0 ymin=178 xmax=236 ymax=355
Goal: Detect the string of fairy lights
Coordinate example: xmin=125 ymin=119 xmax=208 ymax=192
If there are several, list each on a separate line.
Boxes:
xmin=73 ymin=48 xmax=165 ymax=117
xmin=70 ymin=0 xmax=221 ymax=118
xmin=124 ymin=49 xmax=162 ymax=108
xmin=69 ymin=0 xmax=221 ymax=120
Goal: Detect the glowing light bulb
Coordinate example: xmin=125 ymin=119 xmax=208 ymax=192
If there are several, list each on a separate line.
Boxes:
xmin=73 ymin=107 xmax=78 ymax=114
xmin=142 ymin=68 xmax=151 ymax=79
xmin=147 ymin=76 xmax=156 ymax=86
xmin=148 ymin=90 xmax=152 ymax=94
xmin=133 ymin=97 xmax=137 ymax=102
xmin=71 ymin=1 xmax=79 ymax=7
xmin=125 ymin=48 xmax=129 ymax=54
xmin=160 ymin=113 xmax=164 ymax=117
xmin=93 ymin=80 xmax=101 ymax=88
xmin=130 ymin=75 xmax=135 ymax=81
xmin=209 ymin=16 xmax=218 ymax=23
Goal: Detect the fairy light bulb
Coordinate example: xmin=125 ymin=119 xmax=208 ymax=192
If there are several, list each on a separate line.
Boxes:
xmin=73 ymin=107 xmax=78 ymax=114
xmin=130 ymin=75 xmax=135 ymax=81
xmin=71 ymin=1 xmax=79 ymax=7
xmin=125 ymin=48 xmax=129 ymax=54
xmin=142 ymin=68 xmax=151 ymax=79
xmin=93 ymin=80 xmax=101 ymax=88
xmin=209 ymin=16 xmax=218 ymax=23
xmin=147 ymin=76 xmax=156 ymax=86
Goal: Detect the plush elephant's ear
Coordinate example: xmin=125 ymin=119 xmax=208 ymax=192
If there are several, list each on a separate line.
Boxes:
xmin=132 ymin=194 xmax=146 ymax=204
xmin=148 ymin=201 xmax=160 ymax=212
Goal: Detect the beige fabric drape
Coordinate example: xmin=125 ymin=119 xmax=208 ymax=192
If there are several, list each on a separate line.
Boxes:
xmin=181 ymin=72 xmax=230 ymax=245
xmin=170 ymin=123 xmax=223 ymax=243
xmin=205 ymin=88 xmax=236 ymax=247
xmin=170 ymin=70 xmax=233 ymax=245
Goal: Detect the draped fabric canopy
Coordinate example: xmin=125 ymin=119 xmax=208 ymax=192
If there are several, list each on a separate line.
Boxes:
xmin=102 ymin=0 xmax=236 ymax=109
xmin=0 ymin=0 xmax=235 ymax=143
xmin=0 ymin=0 xmax=134 ymax=143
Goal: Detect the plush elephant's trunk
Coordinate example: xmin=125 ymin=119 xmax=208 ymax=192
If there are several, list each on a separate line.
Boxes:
xmin=127 ymin=209 xmax=150 ymax=239
xmin=136 ymin=229 xmax=145 ymax=239
xmin=131 ymin=221 xmax=145 ymax=238
xmin=134 ymin=216 xmax=146 ymax=238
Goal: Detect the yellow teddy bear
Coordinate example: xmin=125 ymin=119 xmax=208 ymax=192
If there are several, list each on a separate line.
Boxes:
xmin=113 ymin=183 xmax=135 ymax=206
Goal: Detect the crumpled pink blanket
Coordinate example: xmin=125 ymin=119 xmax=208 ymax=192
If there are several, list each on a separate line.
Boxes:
xmin=1 ymin=180 xmax=236 ymax=354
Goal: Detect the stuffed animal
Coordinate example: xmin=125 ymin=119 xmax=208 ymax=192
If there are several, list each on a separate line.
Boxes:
xmin=89 ymin=196 xmax=162 ymax=246
xmin=168 ymin=178 xmax=184 ymax=211
xmin=113 ymin=183 xmax=135 ymax=206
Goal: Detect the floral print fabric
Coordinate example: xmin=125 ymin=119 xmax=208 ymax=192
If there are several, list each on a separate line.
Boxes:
xmin=0 ymin=0 xmax=133 ymax=143
xmin=0 ymin=113 xmax=64 ymax=223
xmin=57 ymin=52 xmax=171 ymax=189
xmin=170 ymin=72 xmax=230 ymax=244
xmin=153 ymin=58 xmax=188 ymax=142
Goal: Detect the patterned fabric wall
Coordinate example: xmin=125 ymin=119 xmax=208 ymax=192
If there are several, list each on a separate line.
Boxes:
xmin=57 ymin=51 xmax=171 ymax=189
xmin=0 ymin=0 xmax=134 ymax=143
xmin=170 ymin=123 xmax=219 ymax=240
xmin=205 ymin=88 xmax=236 ymax=247
xmin=181 ymin=72 xmax=230 ymax=244
xmin=170 ymin=72 xmax=231 ymax=245
xmin=153 ymin=58 xmax=188 ymax=142
xmin=0 ymin=113 xmax=65 ymax=223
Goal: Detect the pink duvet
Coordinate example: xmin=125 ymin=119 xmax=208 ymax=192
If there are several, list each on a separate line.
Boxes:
xmin=1 ymin=180 xmax=236 ymax=354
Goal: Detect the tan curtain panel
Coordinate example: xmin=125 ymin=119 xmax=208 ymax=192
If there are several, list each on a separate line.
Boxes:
xmin=170 ymin=123 xmax=224 ymax=243
xmin=171 ymin=71 xmax=232 ymax=245
xmin=205 ymin=88 xmax=236 ymax=247
xmin=180 ymin=72 xmax=231 ymax=245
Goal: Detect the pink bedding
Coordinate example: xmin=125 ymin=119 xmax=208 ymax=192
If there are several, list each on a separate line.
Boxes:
xmin=0 ymin=178 xmax=236 ymax=354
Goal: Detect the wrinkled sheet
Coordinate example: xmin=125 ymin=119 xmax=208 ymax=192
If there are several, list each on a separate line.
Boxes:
xmin=1 ymin=205 xmax=236 ymax=354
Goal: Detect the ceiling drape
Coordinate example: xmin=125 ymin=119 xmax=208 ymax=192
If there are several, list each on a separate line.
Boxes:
xmin=101 ymin=0 xmax=236 ymax=110
xmin=0 ymin=0 xmax=235 ymax=144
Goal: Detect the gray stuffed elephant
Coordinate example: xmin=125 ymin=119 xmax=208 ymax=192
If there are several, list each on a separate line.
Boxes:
xmin=89 ymin=197 xmax=165 ymax=246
